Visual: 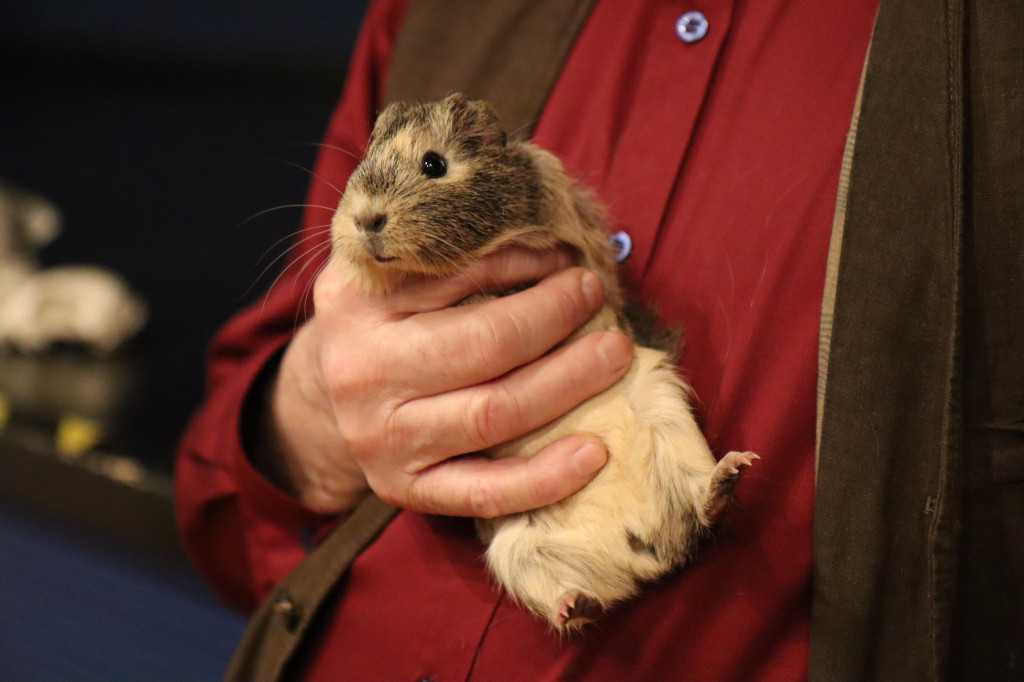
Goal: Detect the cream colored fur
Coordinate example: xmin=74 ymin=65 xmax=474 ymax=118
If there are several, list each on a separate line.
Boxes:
xmin=481 ymin=346 xmax=718 ymax=626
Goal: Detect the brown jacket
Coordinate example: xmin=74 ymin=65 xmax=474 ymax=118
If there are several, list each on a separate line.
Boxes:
xmin=227 ymin=0 xmax=1024 ymax=679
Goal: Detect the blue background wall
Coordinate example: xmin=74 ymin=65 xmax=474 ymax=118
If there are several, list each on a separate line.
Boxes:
xmin=0 ymin=504 xmax=246 ymax=680
xmin=0 ymin=1 xmax=371 ymax=678
xmin=0 ymin=0 xmax=371 ymax=470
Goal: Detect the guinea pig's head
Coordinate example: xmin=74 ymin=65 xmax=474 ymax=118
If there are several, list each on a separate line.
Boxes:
xmin=331 ymin=93 xmax=542 ymax=288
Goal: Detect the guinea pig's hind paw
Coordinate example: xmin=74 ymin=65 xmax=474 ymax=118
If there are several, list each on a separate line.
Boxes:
xmin=554 ymin=590 xmax=603 ymax=630
xmin=703 ymin=451 xmax=759 ymax=525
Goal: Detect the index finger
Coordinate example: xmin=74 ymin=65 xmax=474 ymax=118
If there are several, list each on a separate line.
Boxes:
xmin=384 ymin=247 xmax=575 ymax=315
xmin=390 ymin=267 xmax=606 ymax=397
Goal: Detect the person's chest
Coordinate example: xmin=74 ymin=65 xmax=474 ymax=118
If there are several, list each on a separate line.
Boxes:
xmin=301 ymin=0 xmax=877 ymax=679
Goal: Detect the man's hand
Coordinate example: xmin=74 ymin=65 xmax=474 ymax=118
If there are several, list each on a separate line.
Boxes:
xmin=255 ymin=248 xmax=633 ymax=516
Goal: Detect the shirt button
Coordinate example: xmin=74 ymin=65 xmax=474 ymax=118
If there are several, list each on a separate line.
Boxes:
xmin=610 ymin=231 xmax=632 ymax=263
xmin=676 ymin=11 xmax=709 ymax=44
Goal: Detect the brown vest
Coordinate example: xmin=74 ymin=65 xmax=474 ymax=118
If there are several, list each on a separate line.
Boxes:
xmin=226 ymin=1 xmax=1024 ymax=679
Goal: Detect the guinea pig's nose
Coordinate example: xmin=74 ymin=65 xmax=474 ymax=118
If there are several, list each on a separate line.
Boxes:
xmin=355 ymin=212 xmax=388 ymax=233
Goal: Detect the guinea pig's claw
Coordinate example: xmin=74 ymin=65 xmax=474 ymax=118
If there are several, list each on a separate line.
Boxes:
xmin=555 ymin=590 xmax=603 ymax=630
xmin=703 ymin=451 xmax=759 ymax=525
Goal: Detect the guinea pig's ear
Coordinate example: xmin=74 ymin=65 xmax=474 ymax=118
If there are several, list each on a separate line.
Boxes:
xmin=371 ymin=101 xmax=415 ymax=142
xmin=444 ymin=93 xmax=507 ymax=148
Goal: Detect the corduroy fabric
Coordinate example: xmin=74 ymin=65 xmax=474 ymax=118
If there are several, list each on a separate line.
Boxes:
xmin=383 ymin=0 xmax=600 ymax=140
xmin=813 ymin=0 xmax=1023 ymax=679
xmin=811 ymin=0 xmax=966 ymax=677
xmin=946 ymin=0 xmax=1024 ymax=677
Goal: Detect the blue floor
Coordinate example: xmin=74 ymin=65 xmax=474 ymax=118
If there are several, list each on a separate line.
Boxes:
xmin=0 ymin=507 xmax=247 ymax=681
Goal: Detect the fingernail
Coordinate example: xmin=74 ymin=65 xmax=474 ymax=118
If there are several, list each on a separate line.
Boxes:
xmin=580 ymin=270 xmax=603 ymax=308
xmin=596 ymin=331 xmax=632 ymax=373
xmin=571 ymin=441 xmax=608 ymax=476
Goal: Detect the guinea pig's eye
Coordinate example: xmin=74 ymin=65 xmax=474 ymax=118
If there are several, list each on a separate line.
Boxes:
xmin=421 ymin=151 xmax=447 ymax=179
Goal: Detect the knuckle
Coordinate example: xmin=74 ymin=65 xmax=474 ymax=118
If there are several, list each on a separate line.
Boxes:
xmin=464 ymin=392 xmax=497 ymax=449
xmin=321 ymin=353 xmax=362 ymax=400
xmin=406 ymin=324 xmax=449 ymax=368
xmin=330 ymin=389 xmax=399 ymax=457
xmin=558 ymin=273 xmax=591 ymax=320
xmin=466 ymin=312 xmax=516 ymax=368
xmin=375 ymin=489 xmax=402 ymax=508
xmin=403 ymin=475 xmax=444 ymax=515
xmin=464 ymin=386 xmax=515 ymax=449
xmin=380 ymin=402 xmax=409 ymax=448
xmin=539 ymin=271 xmax=588 ymax=331
xmin=525 ymin=454 xmax=557 ymax=499
xmin=311 ymin=268 xmax=342 ymax=312
xmin=322 ymin=335 xmax=394 ymax=400
xmin=356 ymin=400 xmax=404 ymax=453
xmin=319 ymin=348 xmax=346 ymax=387
xmin=365 ymin=472 xmax=400 ymax=506
xmin=478 ymin=310 xmax=511 ymax=348
xmin=467 ymin=476 xmax=502 ymax=519
xmin=343 ymin=414 xmax=375 ymax=448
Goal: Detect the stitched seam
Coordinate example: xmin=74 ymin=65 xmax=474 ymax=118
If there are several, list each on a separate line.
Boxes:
xmin=929 ymin=0 xmax=965 ymax=677
xmin=816 ymin=29 xmax=873 ymax=479
xmin=464 ymin=590 xmax=507 ymax=682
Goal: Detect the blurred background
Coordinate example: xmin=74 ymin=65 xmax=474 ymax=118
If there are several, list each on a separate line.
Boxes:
xmin=0 ymin=0 xmax=370 ymax=677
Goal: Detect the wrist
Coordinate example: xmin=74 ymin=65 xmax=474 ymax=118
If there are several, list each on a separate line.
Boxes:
xmin=255 ymin=323 xmax=370 ymax=513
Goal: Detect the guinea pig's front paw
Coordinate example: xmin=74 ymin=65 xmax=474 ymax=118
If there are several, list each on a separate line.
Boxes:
xmin=554 ymin=590 xmax=604 ymax=631
xmin=703 ymin=451 xmax=759 ymax=525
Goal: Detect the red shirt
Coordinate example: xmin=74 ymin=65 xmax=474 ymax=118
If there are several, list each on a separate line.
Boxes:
xmin=176 ymin=0 xmax=878 ymax=679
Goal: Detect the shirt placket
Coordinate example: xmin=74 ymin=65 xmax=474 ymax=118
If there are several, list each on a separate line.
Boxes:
xmin=602 ymin=0 xmax=734 ymax=290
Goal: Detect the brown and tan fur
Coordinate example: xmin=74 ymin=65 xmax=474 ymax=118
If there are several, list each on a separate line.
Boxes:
xmin=329 ymin=94 xmax=756 ymax=631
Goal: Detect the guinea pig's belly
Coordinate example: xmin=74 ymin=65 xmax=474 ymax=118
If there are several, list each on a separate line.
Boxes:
xmin=480 ymin=346 xmax=723 ymax=627
xmin=485 ymin=344 xmax=718 ymax=551
xmin=486 ymin=348 xmax=643 ymax=465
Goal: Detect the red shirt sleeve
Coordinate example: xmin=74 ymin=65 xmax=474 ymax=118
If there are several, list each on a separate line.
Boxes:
xmin=173 ymin=0 xmax=411 ymax=614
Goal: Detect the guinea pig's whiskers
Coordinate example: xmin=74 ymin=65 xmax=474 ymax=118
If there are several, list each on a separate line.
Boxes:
xmin=421 ymin=232 xmax=470 ymax=267
xmin=236 ymin=203 xmax=338 ymax=232
xmin=257 ymin=225 xmax=332 ymax=269
xmin=239 ymin=230 xmax=305 ymax=302
xmin=248 ymin=226 xmax=332 ymax=299
xmin=306 ymin=140 xmax=363 ymax=162
xmin=276 ymin=159 xmax=347 ymax=201
xmin=293 ymin=239 xmax=334 ymax=286
xmin=294 ymin=245 xmax=332 ymax=329
xmin=260 ymin=237 xmax=332 ymax=315
xmin=508 ymin=118 xmax=537 ymax=141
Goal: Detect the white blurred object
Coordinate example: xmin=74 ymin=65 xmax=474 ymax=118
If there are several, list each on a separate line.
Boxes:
xmin=0 ymin=181 xmax=147 ymax=354
xmin=0 ymin=266 xmax=148 ymax=353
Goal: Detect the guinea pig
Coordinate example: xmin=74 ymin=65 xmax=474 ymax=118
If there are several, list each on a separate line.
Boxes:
xmin=329 ymin=93 xmax=757 ymax=631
